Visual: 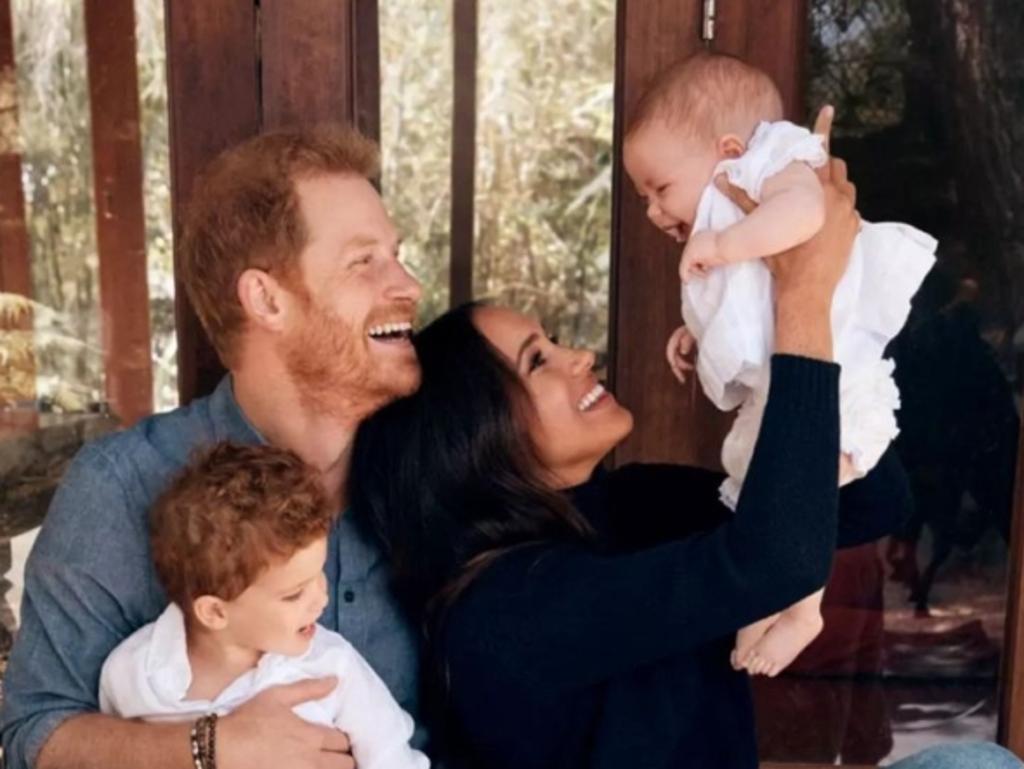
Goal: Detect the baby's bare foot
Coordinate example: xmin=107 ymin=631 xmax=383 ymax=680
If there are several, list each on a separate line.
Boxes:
xmin=742 ymin=611 xmax=823 ymax=677
xmin=732 ymin=615 xmax=779 ymax=671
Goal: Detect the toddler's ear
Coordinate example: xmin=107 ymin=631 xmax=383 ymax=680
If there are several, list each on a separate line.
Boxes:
xmin=193 ymin=595 xmax=230 ymax=631
xmin=718 ymin=134 xmax=746 ymax=159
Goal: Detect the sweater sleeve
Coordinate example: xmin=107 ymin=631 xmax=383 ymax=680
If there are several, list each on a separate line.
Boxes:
xmin=442 ymin=355 xmax=840 ymax=694
xmin=603 ymin=446 xmax=910 ymax=552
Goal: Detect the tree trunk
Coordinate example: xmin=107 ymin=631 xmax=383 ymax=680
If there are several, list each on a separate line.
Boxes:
xmin=905 ymin=0 xmax=1024 ymax=341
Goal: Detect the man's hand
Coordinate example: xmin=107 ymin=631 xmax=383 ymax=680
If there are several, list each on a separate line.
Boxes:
xmin=665 ymin=325 xmax=696 ymax=384
xmin=218 ymin=677 xmax=355 ymax=769
xmin=679 ymin=230 xmax=723 ymax=283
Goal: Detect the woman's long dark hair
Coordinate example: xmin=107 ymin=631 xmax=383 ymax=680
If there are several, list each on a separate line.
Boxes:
xmin=351 ymin=302 xmax=594 ymax=628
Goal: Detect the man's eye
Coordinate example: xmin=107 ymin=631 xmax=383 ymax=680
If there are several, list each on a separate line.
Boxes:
xmin=352 ymin=253 xmax=373 ymax=267
xmin=656 ymin=183 xmax=670 ymax=194
xmin=283 ymin=591 xmax=303 ymax=602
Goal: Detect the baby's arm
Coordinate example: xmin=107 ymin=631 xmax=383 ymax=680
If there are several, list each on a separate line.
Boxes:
xmin=718 ymin=161 xmax=826 ymax=264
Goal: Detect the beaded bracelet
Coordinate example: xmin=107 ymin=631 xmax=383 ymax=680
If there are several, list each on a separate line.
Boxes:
xmin=189 ymin=713 xmax=218 ymax=769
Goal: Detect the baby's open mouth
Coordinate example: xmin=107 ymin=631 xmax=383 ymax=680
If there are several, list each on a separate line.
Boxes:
xmin=665 ymin=222 xmax=690 ymax=243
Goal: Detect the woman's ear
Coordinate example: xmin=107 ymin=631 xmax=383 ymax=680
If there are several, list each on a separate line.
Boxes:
xmin=237 ymin=268 xmax=292 ymax=333
xmin=718 ymin=134 xmax=746 ymax=159
xmin=192 ymin=595 xmax=229 ymax=632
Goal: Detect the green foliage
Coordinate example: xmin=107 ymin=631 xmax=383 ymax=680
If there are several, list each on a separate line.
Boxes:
xmin=380 ymin=0 xmax=615 ymax=355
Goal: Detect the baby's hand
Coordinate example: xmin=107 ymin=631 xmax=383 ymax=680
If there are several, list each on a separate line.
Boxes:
xmin=665 ymin=325 xmax=696 ymax=385
xmin=679 ymin=230 xmax=724 ymax=283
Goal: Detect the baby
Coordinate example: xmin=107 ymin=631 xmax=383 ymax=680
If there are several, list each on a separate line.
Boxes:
xmin=99 ymin=442 xmax=428 ymax=769
xmin=623 ymin=52 xmax=935 ymax=677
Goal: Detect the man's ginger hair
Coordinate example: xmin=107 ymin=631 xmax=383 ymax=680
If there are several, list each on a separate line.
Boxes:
xmin=179 ymin=125 xmax=380 ymax=366
xmin=626 ymin=52 xmax=784 ymax=143
xmin=150 ymin=442 xmax=336 ymax=610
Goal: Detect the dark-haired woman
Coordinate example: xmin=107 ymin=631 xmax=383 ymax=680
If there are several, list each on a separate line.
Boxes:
xmin=352 ymin=162 xmax=1021 ymax=769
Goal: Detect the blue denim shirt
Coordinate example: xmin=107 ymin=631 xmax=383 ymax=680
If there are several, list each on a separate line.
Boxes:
xmin=1 ymin=377 xmax=421 ymax=769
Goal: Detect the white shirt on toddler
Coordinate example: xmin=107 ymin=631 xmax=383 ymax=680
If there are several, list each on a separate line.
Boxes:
xmin=681 ymin=120 xmax=937 ymax=508
xmin=99 ymin=603 xmax=429 ymax=769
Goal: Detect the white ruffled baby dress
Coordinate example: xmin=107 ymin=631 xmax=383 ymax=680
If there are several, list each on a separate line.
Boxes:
xmin=679 ymin=120 xmax=937 ymax=509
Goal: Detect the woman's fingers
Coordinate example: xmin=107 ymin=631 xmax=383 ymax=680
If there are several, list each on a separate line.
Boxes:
xmin=811 ymin=104 xmax=834 ymax=153
xmin=319 ymin=728 xmax=352 ymax=754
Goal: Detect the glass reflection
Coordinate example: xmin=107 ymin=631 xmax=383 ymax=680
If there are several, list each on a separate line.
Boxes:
xmin=753 ymin=0 xmax=1021 ymax=763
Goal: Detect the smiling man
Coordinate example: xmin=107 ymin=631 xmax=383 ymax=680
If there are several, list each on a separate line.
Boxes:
xmin=1 ymin=127 xmax=421 ymax=769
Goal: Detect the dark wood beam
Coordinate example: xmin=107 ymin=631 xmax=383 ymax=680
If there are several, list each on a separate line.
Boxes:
xmin=164 ymin=0 xmax=261 ymax=403
xmin=352 ymin=0 xmax=381 ymax=144
xmin=0 ymin=0 xmax=30 ymax=299
xmin=1003 ymin=412 xmax=1024 ymax=755
xmin=449 ymin=0 xmax=477 ymax=307
xmin=260 ymin=0 xmax=354 ymax=132
xmin=714 ymin=0 xmax=809 ymax=119
xmin=83 ymin=0 xmax=154 ymax=426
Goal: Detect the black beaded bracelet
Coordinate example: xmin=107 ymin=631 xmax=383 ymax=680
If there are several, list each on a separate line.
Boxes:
xmin=190 ymin=713 xmax=219 ymax=769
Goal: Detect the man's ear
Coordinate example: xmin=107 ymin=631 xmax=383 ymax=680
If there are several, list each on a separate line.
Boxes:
xmin=237 ymin=268 xmax=292 ymax=332
xmin=718 ymin=134 xmax=746 ymax=159
xmin=192 ymin=595 xmax=230 ymax=632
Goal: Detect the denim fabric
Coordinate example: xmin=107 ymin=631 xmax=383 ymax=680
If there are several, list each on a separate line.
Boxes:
xmin=0 ymin=377 xmax=420 ymax=769
xmin=891 ymin=743 xmax=1023 ymax=769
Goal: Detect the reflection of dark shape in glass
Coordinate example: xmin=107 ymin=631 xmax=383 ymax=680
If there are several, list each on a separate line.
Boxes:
xmin=886 ymin=275 xmax=1019 ymax=614
xmin=754 ymin=544 xmax=893 ymax=764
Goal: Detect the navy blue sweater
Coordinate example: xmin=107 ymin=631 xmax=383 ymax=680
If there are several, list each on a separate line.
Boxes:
xmin=434 ymin=356 xmax=910 ymax=769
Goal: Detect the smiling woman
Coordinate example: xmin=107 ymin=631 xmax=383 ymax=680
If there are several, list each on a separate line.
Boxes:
xmin=472 ymin=305 xmax=632 ymax=488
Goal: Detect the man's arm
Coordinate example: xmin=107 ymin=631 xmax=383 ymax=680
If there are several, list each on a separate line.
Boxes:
xmin=37 ymin=681 xmax=352 ymax=769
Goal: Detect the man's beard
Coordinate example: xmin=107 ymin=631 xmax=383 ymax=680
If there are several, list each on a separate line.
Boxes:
xmin=283 ymin=301 xmax=420 ymax=422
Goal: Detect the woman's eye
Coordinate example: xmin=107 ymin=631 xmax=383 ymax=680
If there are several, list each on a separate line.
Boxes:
xmin=283 ymin=591 xmax=303 ymax=602
xmin=352 ymin=253 xmax=373 ymax=267
xmin=528 ymin=350 xmax=547 ymax=373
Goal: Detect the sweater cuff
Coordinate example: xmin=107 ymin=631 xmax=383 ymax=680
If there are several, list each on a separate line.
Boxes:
xmin=768 ymin=354 xmax=840 ymax=416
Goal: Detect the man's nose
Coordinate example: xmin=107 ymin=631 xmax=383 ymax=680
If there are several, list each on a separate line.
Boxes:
xmin=386 ymin=260 xmax=423 ymax=303
xmin=646 ymin=200 xmax=663 ymax=223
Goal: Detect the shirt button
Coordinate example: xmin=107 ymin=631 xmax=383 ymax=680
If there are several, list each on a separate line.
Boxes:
xmin=343 ymin=590 xmax=355 ymax=603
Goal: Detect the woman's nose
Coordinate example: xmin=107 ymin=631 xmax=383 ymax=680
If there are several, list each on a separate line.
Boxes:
xmin=570 ymin=348 xmax=596 ymax=374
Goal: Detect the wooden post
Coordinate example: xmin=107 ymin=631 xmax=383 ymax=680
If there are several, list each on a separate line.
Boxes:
xmin=0 ymin=0 xmax=30 ymax=299
xmin=165 ymin=0 xmax=380 ymax=404
xmin=610 ymin=0 xmax=725 ymax=468
xmin=449 ymin=0 xmax=477 ymax=307
xmin=83 ymin=0 xmax=154 ymax=426
xmin=609 ymin=0 xmax=808 ymax=469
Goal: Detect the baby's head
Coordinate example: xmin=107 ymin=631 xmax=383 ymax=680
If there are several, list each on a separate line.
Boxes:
xmin=623 ymin=52 xmax=784 ymax=241
xmin=151 ymin=442 xmax=336 ymax=657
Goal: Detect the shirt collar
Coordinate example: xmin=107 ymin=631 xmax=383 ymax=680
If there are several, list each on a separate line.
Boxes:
xmin=146 ymin=603 xmax=195 ymax=702
xmin=208 ymin=375 xmax=267 ymax=446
